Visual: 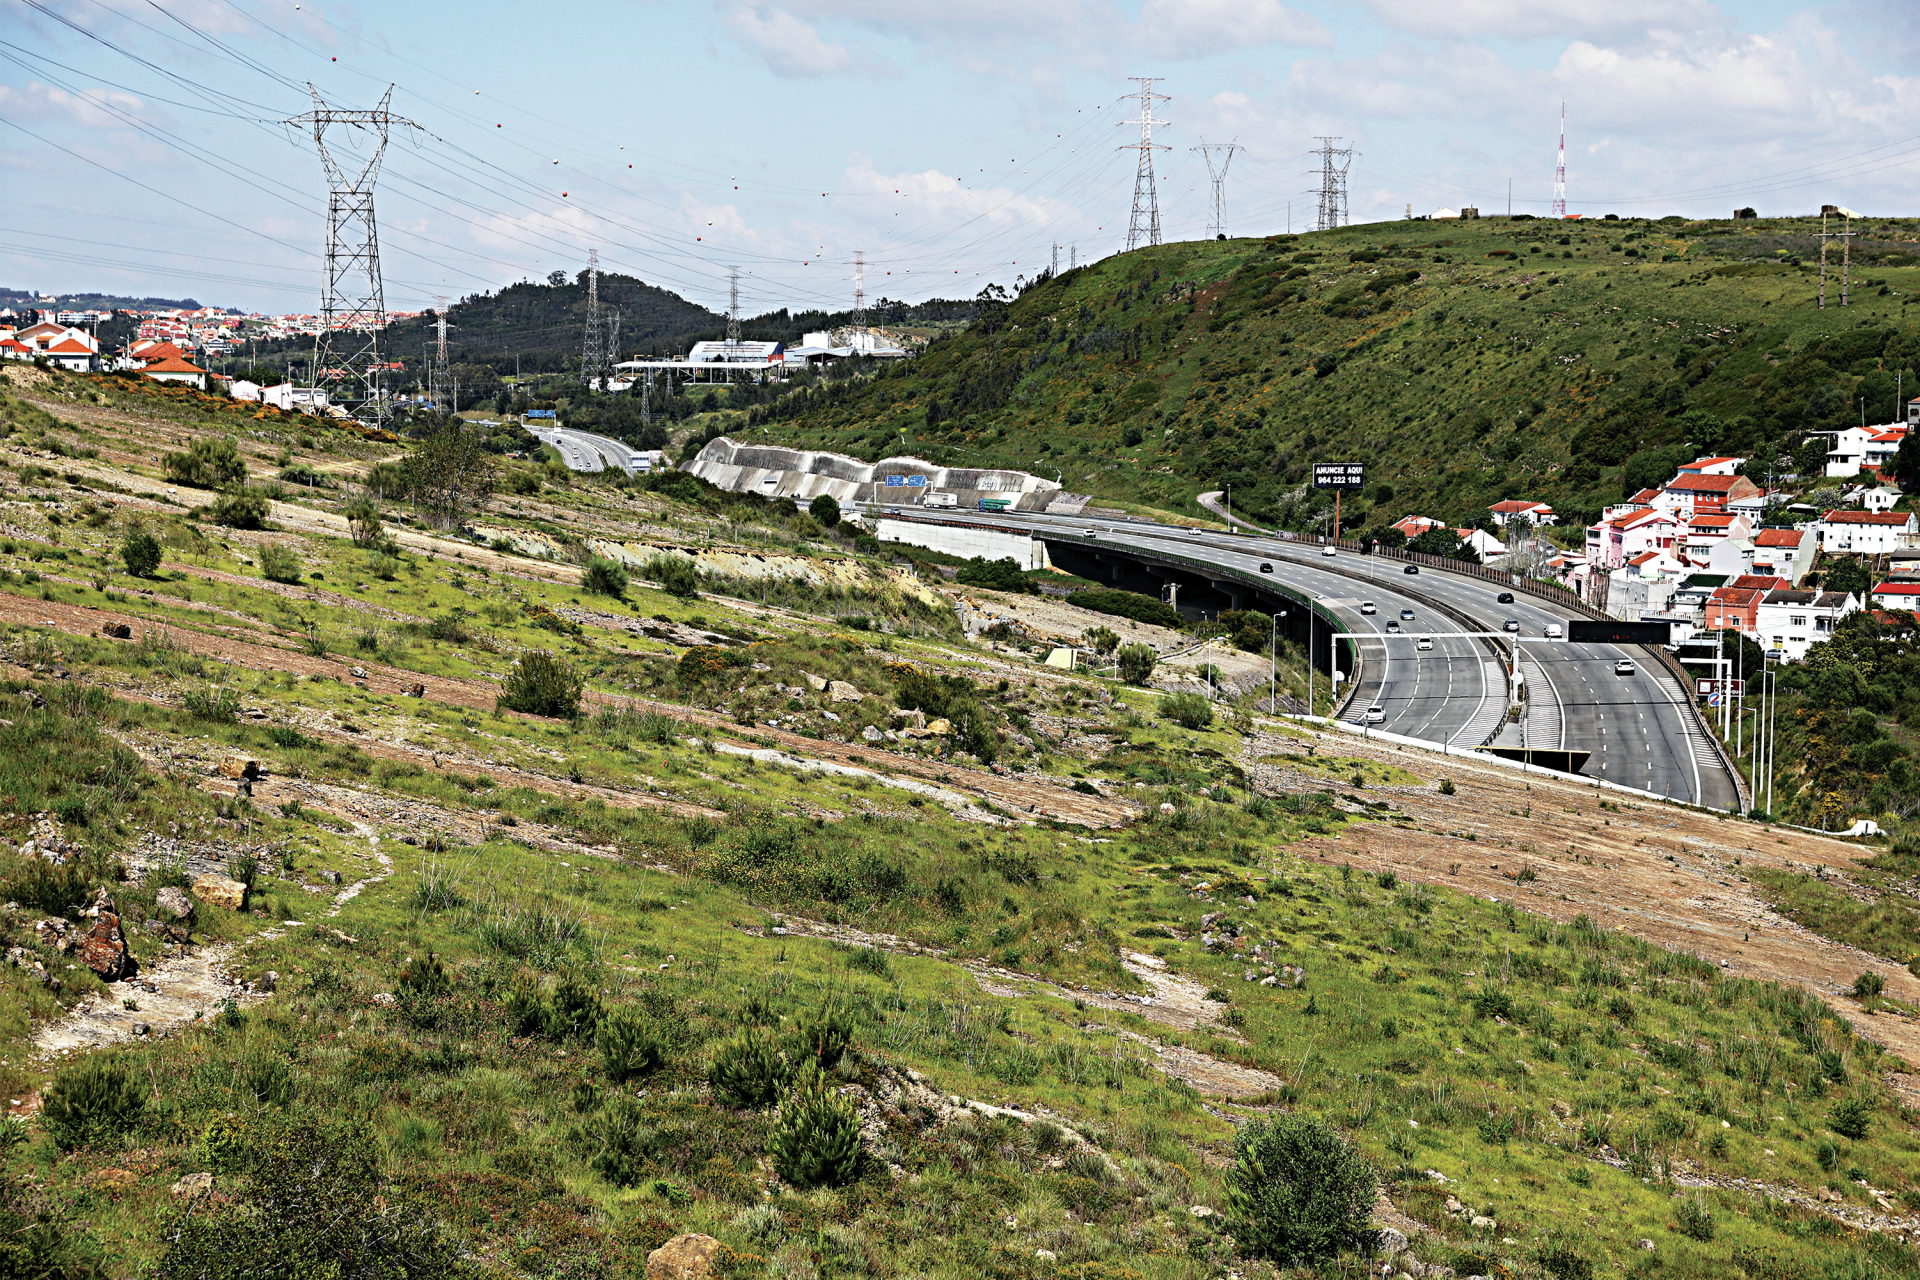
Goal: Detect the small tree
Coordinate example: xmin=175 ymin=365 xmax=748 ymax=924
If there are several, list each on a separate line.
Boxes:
xmin=1116 ymin=642 xmax=1158 ymax=685
xmin=768 ymin=1068 xmax=860 ymax=1189
xmin=1083 ymin=625 xmax=1120 ymax=659
xmin=343 ymin=495 xmax=385 ymax=549
xmin=1158 ymin=690 xmax=1214 ymax=730
xmin=808 ymin=493 xmax=841 ymax=529
xmin=1224 ymin=1113 xmax=1377 ymax=1265
xmin=710 ymin=1029 xmax=791 ymax=1109
xmin=163 ymin=437 xmax=246 ymax=489
xmin=581 ymin=557 xmax=629 ymax=598
xmin=643 ymin=555 xmax=699 ymax=598
xmin=41 ymin=1055 xmax=146 ymax=1151
xmin=210 ymin=488 xmax=270 ymax=530
xmin=258 ymin=543 xmax=303 ymax=584
xmin=120 ymin=529 xmax=162 ymax=578
xmin=498 ymin=650 xmax=585 ymax=720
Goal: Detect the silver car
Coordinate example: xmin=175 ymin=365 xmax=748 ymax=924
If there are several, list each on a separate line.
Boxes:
xmin=1363 ymin=705 xmax=1385 ymax=724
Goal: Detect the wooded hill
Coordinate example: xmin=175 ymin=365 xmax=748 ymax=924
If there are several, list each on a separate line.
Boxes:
xmin=742 ymin=215 xmax=1920 ymax=534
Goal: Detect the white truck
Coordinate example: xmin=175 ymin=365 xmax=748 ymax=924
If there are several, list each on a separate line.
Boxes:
xmin=922 ymin=491 xmax=958 ymax=508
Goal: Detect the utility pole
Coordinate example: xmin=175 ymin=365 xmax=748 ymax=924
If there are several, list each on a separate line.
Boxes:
xmin=582 ymin=248 xmax=602 ymax=388
xmin=1312 ymin=138 xmax=1354 ymax=233
xmin=1552 ymin=101 xmax=1567 ymax=218
xmin=853 ymin=251 xmax=867 ymax=330
xmin=1118 ymin=77 xmax=1170 ymax=252
xmin=1818 ymin=206 xmax=1857 ymax=308
xmin=726 ymin=266 xmax=742 ymax=348
xmin=1191 ymin=138 xmax=1243 ymax=240
xmin=287 ymin=84 xmax=418 ymax=426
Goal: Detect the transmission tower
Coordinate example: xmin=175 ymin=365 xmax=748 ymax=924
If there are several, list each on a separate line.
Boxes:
xmin=605 ymin=310 xmax=620 ymax=385
xmin=1551 ymin=101 xmax=1567 ymax=218
xmin=1311 ymin=137 xmax=1354 ymax=232
xmin=1117 ymin=77 xmax=1170 ymax=252
xmin=726 ymin=266 xmax=741 ymax=347
xmin=852 ymin=250 xmax=867 ymax=329
xmin=427 ymin=294 xmax=455 ymax=412
xmin=288 ymin=84 xmax=418 ymax=425
xmin=581 ymin=248 xmax=602 ymax=388
xmin=1191 ymin=138 xmax=1243 ymax=239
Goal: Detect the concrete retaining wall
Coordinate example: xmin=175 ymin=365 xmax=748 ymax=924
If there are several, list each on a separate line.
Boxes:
xmin=875 ymin=519 xmax=1050 ymax=571
xmin=686 ymin=437 xmax=1067 ymax=512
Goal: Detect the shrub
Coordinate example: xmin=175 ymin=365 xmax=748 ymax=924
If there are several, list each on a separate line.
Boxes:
xmin=343 ymin=495 xmax=385 ymax=548
xmin=183 ymin=684 xmax=242 ymax=722
xmin=498 ymin=650 xmax=585 ymax=719
xmin=710 ymin=1029 xmax=791 ymax=1108
xmin=1070 ymin=588 xmax=1184 ymax=630
xmin=119 ymin=529 xmax=162 ymax=577
xmin=1224 ymin=1113 xmax=1376 ymax=1264
xmin=258 ymin=543 xmax=303 ymax=584
xmin=954 ymin=556 xmax=1035 ymax=594
xmin=1674 ymin=1193 xmax=1716 ymax=1241
xmin=1852 ymin=972 xmax=1886 ymax=1000
xmin=1533 ymin=1231 xmax=1596 ymax=1280
xmin=599 ymin=1008 xmax=666 ymax=1083
xmin=644 ymin=554 xmax=699 ymax=598
xmin=852 ymin=533 xmax=883 ymax=555
xmin=1116 ymin=642 xmax=1158 ymax=685
xmin=41 ymin=1055 xmax=146 ymax=1151
xmin=163 ymin=437 xmax=246 ymax=489
xmin=808 ymin=493 xmax=841 ymax=529
xmin=1830 ymin=1095 xmax=1873 ymax=1140
xmin=789 ymin=1005 xmax=854 ymax=1070
xmin=210 ymin=488 xmax=270 ymax=529
xmin=581 ymin=556 xmax=629 ymax=598
xmin=768 ymin=1068 xmax=860 ymax=1188
xmin=1158 ymin=691 xmax=1213 ymax=730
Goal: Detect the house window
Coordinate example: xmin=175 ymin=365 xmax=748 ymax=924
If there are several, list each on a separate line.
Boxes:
xmin=1817 ymin=618 xmax=1833 ymax=633
xmin=1791 ymin=616 xmax=1806 ymax=627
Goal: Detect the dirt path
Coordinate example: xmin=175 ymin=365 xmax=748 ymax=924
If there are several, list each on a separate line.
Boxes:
xmin=752 ymin=914 xmax=1287 ymax=1098
xmin=1243 ymin=726 xmax=1920 ymax=1070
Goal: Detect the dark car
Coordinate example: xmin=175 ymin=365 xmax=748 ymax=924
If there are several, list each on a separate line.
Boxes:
xmin=1497 ymin=591 xmax=1515 ymax=604
xmin=1403 ymin=564 xmax=1420 ymax=575
xmin=1259 ymin=562 xmax=1273 ymax=573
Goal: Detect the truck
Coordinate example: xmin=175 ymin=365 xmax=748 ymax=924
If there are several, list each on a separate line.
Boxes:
xmin=978 ymin=497 xmax=1011 ymax=512
xmin=923 ymin=492 xmax=958 ymax=508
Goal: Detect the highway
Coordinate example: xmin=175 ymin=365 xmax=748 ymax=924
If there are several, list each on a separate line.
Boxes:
xmin=529 ymin=426 xmax=646 ymax=476
xmin=882 ymin=505 xmax=1739 ymax=810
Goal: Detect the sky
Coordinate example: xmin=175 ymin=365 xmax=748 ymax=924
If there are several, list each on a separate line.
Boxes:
xmin=5 ymin=0 xmax=1920 ymax=326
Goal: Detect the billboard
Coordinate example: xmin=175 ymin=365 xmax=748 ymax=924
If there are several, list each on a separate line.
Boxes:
xmin=1696 ymin=679 xmax=1747 ymax=696
xmin=1312 ymin=462 xmax=1366 ymax=490
xmin=1567 ymin=620 xmax=1672 ymax=645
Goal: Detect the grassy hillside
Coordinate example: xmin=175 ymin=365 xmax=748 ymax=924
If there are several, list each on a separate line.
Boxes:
xmin=6 ymin=364 xmax=1920 ymax=1279
xmin=743 ymin=215 xmax=1920 ymax=534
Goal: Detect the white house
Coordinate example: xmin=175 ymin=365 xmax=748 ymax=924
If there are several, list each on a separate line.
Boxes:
xmin=1703 ymin=536 xmax=1758 ymax=579
xmin=1818 ymin=509 xmax=1918 ymax=555
xmin=1678 ymin=455 xmax=1745 ymax=477
xmin=1755 ymin=590 xmax=1861 ymax=661
xmin=1683 ymin=512 xmax=1752 ymax=560
xmin=1586 ymin=507 xmax=1679 ymax=570
xmin=1860 ymin=486 xmax=1902 ymax=513
xmin=1870 ymin=582 xmax=1920 ymax=611
xmin=1824 ymin=423 xmax=1907 ymax=478
xmin=1487 ymin=499 xmax=1557 ymax=528
xmin=1750 ymin=528 xmax=1816 ymax=585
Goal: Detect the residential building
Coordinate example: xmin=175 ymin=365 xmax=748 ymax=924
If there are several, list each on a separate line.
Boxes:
xmin=1678 ymin=456 xmax=1744 ymax=477
xmin=1703 ymin=537 xmax=1758 ymax=579
xmin=1391 ymin=515 xmax=1445 ymax=540
xmin=1817 ymin=509 xmax=1918 ymax=555
xmin=1586 ymin=507 xmax=1679 ymax=570
xmin=141 ymin=356 xmax=208 ymax=390
xmin=1750 ymin=528 xmax=1816 ymax=585
xmin=1683 ymin=512 xmax=1752 ymax=560
xmin=1487 ymin=499 xmax=1557 ymax=528
xmin=1870 ymin=582 xmax=1920 ymax=610
xmin=1604 ymin=490 xmax=1662 ymax=521
xmin=1755 ymin=589 xmax=1861 ymax=661
xmin=1704 ymin=586 xmax=1766 ymax=634
xmin=1823 ymin=423 xmax=1907 ymax=478
xmin=1654 ymin=473 xmax=1763 ymax=519
xmin=1454 ymin=527 xmax=1507 ymax=559
xmin=1860 ymin=486 xmax=1902 ymax=513
xmin=1608 ymin=572 xmax=1675 ymax=621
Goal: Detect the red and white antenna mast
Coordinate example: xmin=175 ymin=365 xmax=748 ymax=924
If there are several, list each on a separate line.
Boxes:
xmin=1552 ymin=101 xmax=1567 ymax=218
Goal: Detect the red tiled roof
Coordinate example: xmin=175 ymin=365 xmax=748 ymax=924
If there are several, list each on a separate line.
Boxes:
xmin=1873 ymin=583 xmax=1920 ymax=596
xmin=1730 ymin=574 xmax=1790 ymax=591
xmin=1823 ymin=510 xmax=1913 ymax=525
xmin=1490 ymin=499 xmax=1551 ymax=514
xmin=44 ymin=338 xmax=93 ymax=355
xmin=1667 ymin=474 xmax=1749 ymax=493
xmin=1708 ymin=588 xmax=1765 ymax=606
xmin=1690 ymin=514 xmax=1737 ymax=528
xmin=1753 ymin=529 xmax=1803 ymax=547
xmin=142 ymin=357 xmax=206 ymax=374
xmin=1628 ymin=488 xmax=1661 ymax=503
xmin=1683 ymin=457 xmax=1741 ymax=468
xmin=136 ymin=341 xmax=189 ymax=362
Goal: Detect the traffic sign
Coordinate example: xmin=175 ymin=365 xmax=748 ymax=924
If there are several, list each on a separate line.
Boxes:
xmin=1569 ymin=620 xmax=1671 ymax=644
xmin=884 ymin=475 xmax=906 ymax=487
xmin=1312 ymin=462 xmax=1366 ymax=490
xmin=905 ymin=475 xmax=928 ymax=487
xmin=1696 ymin=679 xmax=1746 ymax=696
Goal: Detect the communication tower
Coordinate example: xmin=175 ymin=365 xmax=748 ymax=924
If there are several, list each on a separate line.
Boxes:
xmin=1552 ymin=102 xmax=1567 ymax=219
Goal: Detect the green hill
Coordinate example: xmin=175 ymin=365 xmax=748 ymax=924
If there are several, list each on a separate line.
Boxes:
xmin=745 ymin=215 xmax=1920 ymax=533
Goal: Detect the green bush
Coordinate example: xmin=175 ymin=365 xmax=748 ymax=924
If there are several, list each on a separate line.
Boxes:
xmin=119 ymin=530 xmax=162 ymax=578
xmin=1223 ymin=1113 xmax=1377 ymax=1264
xmin=581 ymin=556 xmax=630 ymax=598
xmin=1852 ymin=972 xmax=1886 ymax=1000
xmin=1116 ymin=642 xmax=1158 ymax=685
xmin=210 ymin=488 xmax=270 ymax=530
xmin=497 ymin=650 xmax=585 ymax=719
xmin=1830 ymin=1095 xmax=1873 ymax=1140
xmin=1674 ymin=1193 xmax=1716 ymax=1241
xmin=808 ymin=493 xmax=841 ymax=529
xmin=954 ymin=556 xmax=1035 ymax=594
xmin=643 ymin=555 xmax=699 ymax=598
xmin=343 ymin=495 xmax=385 ymax=548
xmin=258 ymin=543 xmax=303 ymax=584
xmin=1069 ymin=588 xmax=1184 ymax=630
xmin=768 ymin=1068 xmax=860 ymax=1188
xmin=852 ymin=533 xmax=883 ymax=555
xmin=1157 ymin=691 xmax=1213 ymax=729
xmin=183 ymin=684 xmax=242 ymax=722
xmin=41 ymin=1055 xmax=146 ymax=1151
xmin=599 ymin=1008 xmax=665 ymax=1083
xmin=163 ymin=437 xmax=246 ymax=489
xmin=789 ymin=1005 xmax=854 ymax=1070
xmin=710 ymin=1029 xmax=791 ymax=1108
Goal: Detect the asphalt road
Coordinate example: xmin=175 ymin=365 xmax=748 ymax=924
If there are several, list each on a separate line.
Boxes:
xmin=890 ymin=506 xmax=1737 ymax=810
xmin=530 ymin=427 xmax=644 ymax=475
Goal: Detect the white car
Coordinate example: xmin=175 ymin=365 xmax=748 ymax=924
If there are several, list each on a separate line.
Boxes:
xmin=1363 ymin=705 xmax=1386 ymax=724
xmin=1417 ymin=637 xmax=1433 ymax=651
xmin=1614 ymin=659 xmax=1636 ymax=675
xmin=1545 ymin=623 xmax=1564 ymax=639
xmin=1321 ymin=545 xmax=1338 ymax=557
xmin=1360 ymin=601 xmax=1377 ymax=614
xmin=1189 ymin=527 xmax=1204 ymax=536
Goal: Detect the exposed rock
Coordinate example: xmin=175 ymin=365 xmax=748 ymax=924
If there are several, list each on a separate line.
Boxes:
xmin=861 ymin=725 xmax=885 ymax=744
xmin=257 ymin=971 xmax=277 ymax=993
xmin=34 ymin=917 xmax=70 ymax=949
xmin=371 ymin=992 xmax=397 ymax=1006
xmin=1637 ymin=1239 xmax=1657 ymax=1252
xmin=218 ymin=758 xmax=261 ymax=781
xmin=826 ymin=680 xmax=864 ymax=703
xmin=646 ymin=1233 xmax=724 ymax=1280
xmin=925 ymin=718 xmax=952 ymax=736
xmin=154 ymin=886 xmax=195 ymax=922
xmin=1469 ymin=1215 xmax=1497 ymax=1230
xmin=191 ymin=874 xmax=248 ymax=912
xmin=890 ymin=708 xmax=927 ymax=730
xmin=349 ymin=666 xmax=368 ymax=679
xmin=103 ymin=623 xmax=132 ymax=640
xmin=1374 ymin=1227 xmax=1409 ymax=1256
xmin=171 ymin=1172 xmax=213 ymax=1198
xmin=801 ymin=673 xmax=828 ymax=691
xmin=75 ymin=911 xmax=133 ymax=981
xmin=406 ymin=683 xmax=426 ymax=697
xmin=1279 ymin=964 xmax=1307 ymax=989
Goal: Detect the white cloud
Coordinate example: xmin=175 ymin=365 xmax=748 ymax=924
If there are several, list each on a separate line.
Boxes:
xmin=1363 ymin=0 xmax=1719 ymax=41
xmin=842 ymin=156 xmax=1075 ymax=229
xmin=0 ymin=80 xmax=152 ymax=130
xmin=1135 ymin=0 xmax=1330 ymax=56
xmin=724 ymin=5 xmax=857 ymax=77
